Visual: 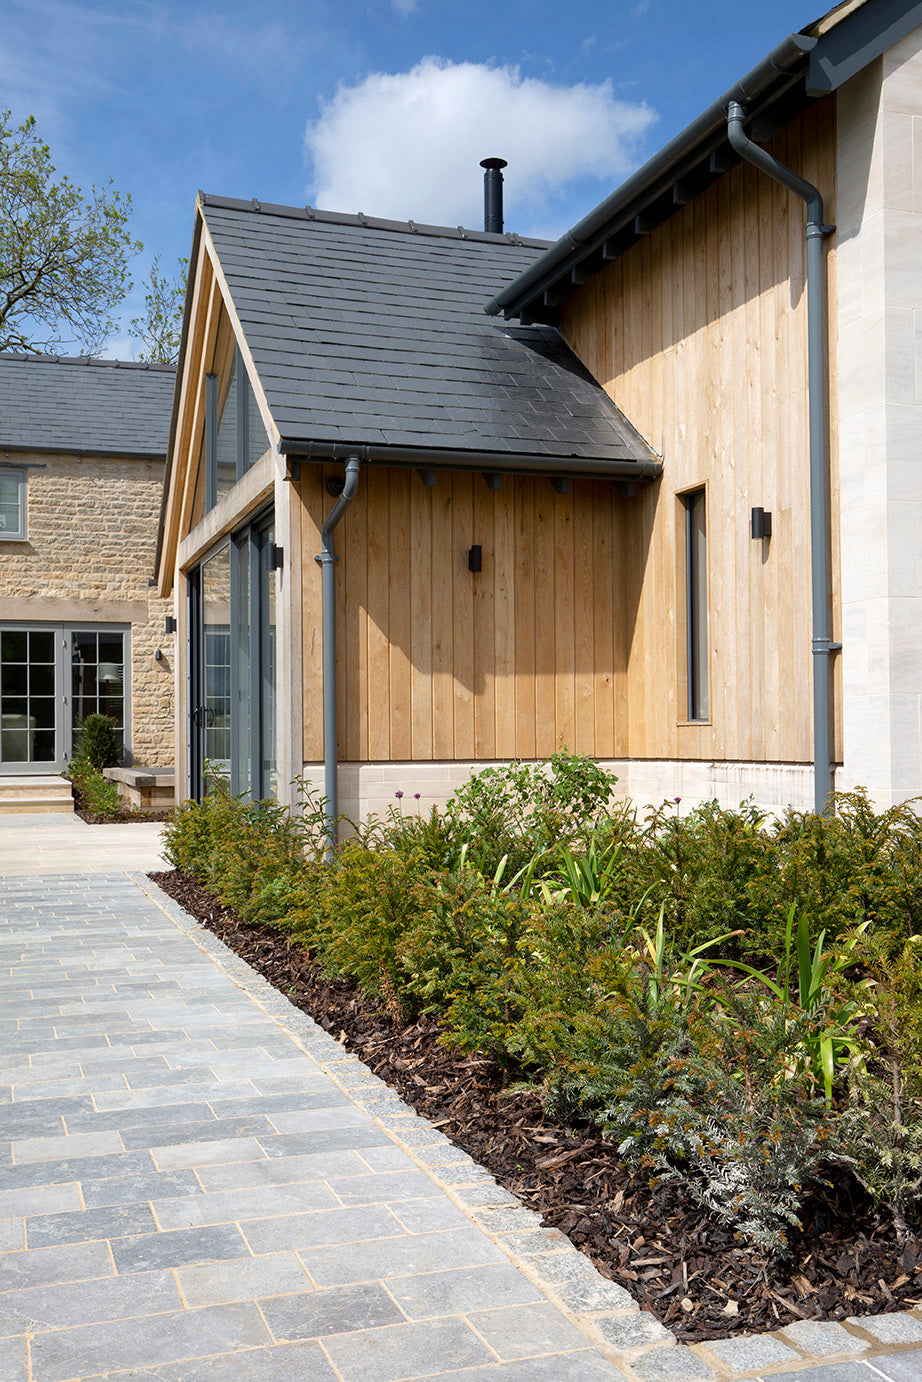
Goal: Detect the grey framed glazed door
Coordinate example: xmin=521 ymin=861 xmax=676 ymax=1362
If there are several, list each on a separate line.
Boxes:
xmin=0 ymin=626 xmax=63 ymax=773
xmin=188 ymin=508 xmax=276 ymax=801
xmin=0 ymin=624 xmax=129 ymax=774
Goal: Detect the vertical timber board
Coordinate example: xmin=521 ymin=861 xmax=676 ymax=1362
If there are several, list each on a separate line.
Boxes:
xmin=431 ymin=474 xmax=455 ymax=760
xmin=452 ymin=472 xmax=475 ymax=759
xmin=410 ymin=473 xmax=434 ymax=760
xmin=592 ymin=482 xmax=616 ymax=757
xmin=533 ymin=477 xmax=557 ymax=758
xmin=493 ymin=479 xmax=516 ymax=760
xmin=388 ymin=469 xmax=413 ymax=761
xmin=513 ymin=477 xmax=537 ymax=760
xmin=365 ymin=467 xmax=392 ymax=760
xmin=472 ymin=475 xmax=496 ymax=759
xmin=573 ymin=483 xmax=596 ymax=755
xmin=554 ymin=485 xmax=575 ymax=751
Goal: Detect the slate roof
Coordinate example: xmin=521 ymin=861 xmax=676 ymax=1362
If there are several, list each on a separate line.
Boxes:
xmin=0 ymin=354 xmax=175 ymax=458
xmin=198 ymin=196 xmax=657 ymax=476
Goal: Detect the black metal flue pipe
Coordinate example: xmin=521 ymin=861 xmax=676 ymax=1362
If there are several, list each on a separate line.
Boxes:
xmin=480 ymin=158 xmax=507 ymax=233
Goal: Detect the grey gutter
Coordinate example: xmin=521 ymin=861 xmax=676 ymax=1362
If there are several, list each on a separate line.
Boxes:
xmin=315 ymin=456 xmax=361 ymax=855
xmin=726 ymin=101 xmax=839 ymax=816
xmin=486 ymin=31 xmax=816 ymax=319
xmin=280 ymin=439 xmax=662 ymax=482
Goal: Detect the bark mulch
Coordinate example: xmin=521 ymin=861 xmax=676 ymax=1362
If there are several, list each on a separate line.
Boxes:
xmin=76 ymin=808 xmax=171 ymax=824
xmin=151 ymin=867 xmax=922 ymax=1344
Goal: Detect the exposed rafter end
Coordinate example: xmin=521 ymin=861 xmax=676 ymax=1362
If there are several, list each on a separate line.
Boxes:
xmin=550 ymin=477 xmax=569 ymax=494
xmin=617 ymin=481 xmax=637 ymax=498
xmin=417 ymin=467 xmax=437 ymax=486
xmin=482 ymin=472 xmax=503 ymax=491
xmin=285 ymin=459 xmax=301 ymax=481
xmin=709 ymin=145 xmax=739 ymax=175
xmin=634 ymin=213 xmax=656 ymax=236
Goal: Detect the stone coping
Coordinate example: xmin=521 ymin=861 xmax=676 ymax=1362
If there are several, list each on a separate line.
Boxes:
xmin=104 ymin=765 xmax=174 ymax=788
xmin=132 ymin=870 xmax=922 ymax=1382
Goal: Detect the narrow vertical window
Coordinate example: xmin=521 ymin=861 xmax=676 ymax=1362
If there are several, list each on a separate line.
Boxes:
xmin=205 ymin=373 xmax=218 ymax=512
xmin=0 ymin=468 xmax=26 ymax=541
xmin=684 ymin=489 xmax=708 ymax=721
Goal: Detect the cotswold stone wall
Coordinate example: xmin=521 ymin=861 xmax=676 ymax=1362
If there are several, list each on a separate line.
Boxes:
xmin=0 ymin=450 xmax=174 ymax=767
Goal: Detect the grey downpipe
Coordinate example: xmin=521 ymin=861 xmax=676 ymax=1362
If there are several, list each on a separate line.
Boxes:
xmin=727 ymin=101 xmax=838 ymax=815
xmin=315 ymin=456 xmax=361 ymax=853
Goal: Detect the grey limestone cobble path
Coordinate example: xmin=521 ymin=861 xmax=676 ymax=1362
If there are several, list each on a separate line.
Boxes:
xmin=2 ymin=815 xmax=922 ymax=1381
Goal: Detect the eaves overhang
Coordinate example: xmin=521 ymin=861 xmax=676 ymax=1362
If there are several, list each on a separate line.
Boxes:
xmin=279 ymin=438 xmax=663 ymax=484
xmin=488 ymin=0 xmax=921 ymax=325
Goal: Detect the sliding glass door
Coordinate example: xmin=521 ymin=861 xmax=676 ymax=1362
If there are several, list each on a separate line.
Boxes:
xmin=188 ymin=509 xmax=276 ymax=800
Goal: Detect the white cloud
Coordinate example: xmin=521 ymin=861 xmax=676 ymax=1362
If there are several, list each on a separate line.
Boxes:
xmin=304 ymin=58 xmax=656 ymax=236
xmin=391 ymin=0 xmax=418 ymax=15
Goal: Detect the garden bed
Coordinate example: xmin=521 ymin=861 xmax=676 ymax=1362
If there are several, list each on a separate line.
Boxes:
xmin=151 ymin=865 xmax=922 ymax=1344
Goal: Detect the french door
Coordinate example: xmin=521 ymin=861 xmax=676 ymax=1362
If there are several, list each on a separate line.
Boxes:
xmin=0 ymin=624 xmax=128 ymax=774
xmin=188 ymin=510 xmax=276 ymax=800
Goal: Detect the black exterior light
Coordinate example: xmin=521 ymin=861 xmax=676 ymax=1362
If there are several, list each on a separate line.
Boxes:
xmin=165 ymin=616 xmax=177 ymax=634
xmin=751 ymin=507 xmax=772 ymax=539
xmin=468 ymin=545 xmax=482 ymax=573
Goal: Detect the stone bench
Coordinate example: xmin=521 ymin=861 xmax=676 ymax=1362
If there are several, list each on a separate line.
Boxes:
xmin=103 ymin=766 xmax=175 ymax=812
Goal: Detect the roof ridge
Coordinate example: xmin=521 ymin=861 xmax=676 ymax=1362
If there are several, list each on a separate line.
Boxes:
xmin=0 ymin=352 xmax=175 ymax=374
xmin=197 ymin=191 xmax=553 ymax=251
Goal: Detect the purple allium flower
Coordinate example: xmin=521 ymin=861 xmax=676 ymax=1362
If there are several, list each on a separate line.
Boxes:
xmin=414 ymin=793 xmax=421 ymax=800
xmin=395 ymin=790 xmax=404 ymax=799
xmin=674 ymin=796 xmax=681 ymax=804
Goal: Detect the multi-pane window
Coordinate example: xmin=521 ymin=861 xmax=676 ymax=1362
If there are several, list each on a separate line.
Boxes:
xmin=0 ymin=629 xmax=55 ymax=764
xmin=206 ymin=343 xmax=268 ymax=512
xmin=0 ymin=468 xmax=26 ymax=541
xmin=683 ymin=489 xmax=709 ymax=722
xmin=72 ymin=631 xmax=126 ymax=749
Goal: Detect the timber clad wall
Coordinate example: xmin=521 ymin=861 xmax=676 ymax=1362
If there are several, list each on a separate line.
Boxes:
xmin=561 ymin=99 xmax=842 ymax=768
xmin=298 ymin=466 xmax=632 ymax=763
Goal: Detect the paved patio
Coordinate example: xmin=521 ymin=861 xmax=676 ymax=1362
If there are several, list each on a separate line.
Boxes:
xmin=2 ymin=815 xmax=922 ymax=1381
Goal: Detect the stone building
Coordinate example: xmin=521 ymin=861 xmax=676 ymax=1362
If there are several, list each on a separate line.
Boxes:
xmin=0 ymin=354 xmax=176 ymax=807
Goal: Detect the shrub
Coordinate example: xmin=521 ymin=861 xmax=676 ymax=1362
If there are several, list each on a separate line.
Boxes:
xmin=67 ymin=759 xmax=123 ymax=818
xmin=445 ymin=750 xmax=622 ymax=877
xmin=72 ymin=713 xmax=121 ymax=770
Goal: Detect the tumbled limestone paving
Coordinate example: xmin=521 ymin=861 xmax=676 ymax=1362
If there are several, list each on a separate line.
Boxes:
xmin=0 ymin=861 xmax=921 ymax=1381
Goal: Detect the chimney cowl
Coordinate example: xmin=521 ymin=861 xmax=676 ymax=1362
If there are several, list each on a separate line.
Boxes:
xmin=480 ymin=157 xmax=507 ymax=234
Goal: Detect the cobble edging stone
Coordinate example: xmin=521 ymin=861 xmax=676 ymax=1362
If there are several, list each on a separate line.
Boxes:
xmin=131 ymin=872 xmax=922 ymax=1382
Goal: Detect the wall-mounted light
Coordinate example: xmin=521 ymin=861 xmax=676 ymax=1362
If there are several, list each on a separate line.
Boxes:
xmin=468 ymin=545 xmax=482 ymax=573
xmin=270 ymin=545 xmax=284 ymax=571
xmin=155 ymin=649 xmax=163 ymax=662
xmin=751 ymin=507 xmax=772 ymax=540
xmin=165 ymin=616 xmax=177 ymax=634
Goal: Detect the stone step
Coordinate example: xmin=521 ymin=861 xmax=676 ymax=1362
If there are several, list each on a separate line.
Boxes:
xmin=0 ymin=776 xmax=74 ymax=814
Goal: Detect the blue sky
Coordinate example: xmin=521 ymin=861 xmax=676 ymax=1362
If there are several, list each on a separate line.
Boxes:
xmin=1 ymin=0 xmax=817 ymax=354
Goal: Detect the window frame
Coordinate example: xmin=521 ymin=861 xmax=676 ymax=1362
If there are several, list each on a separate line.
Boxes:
xmin=204 ymin=343 xmax=266 ymax=514
xmin=0 ymin=466 xmax=27 ymax=542
xmin=682 ymin=487 xmax=709 ymax=723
